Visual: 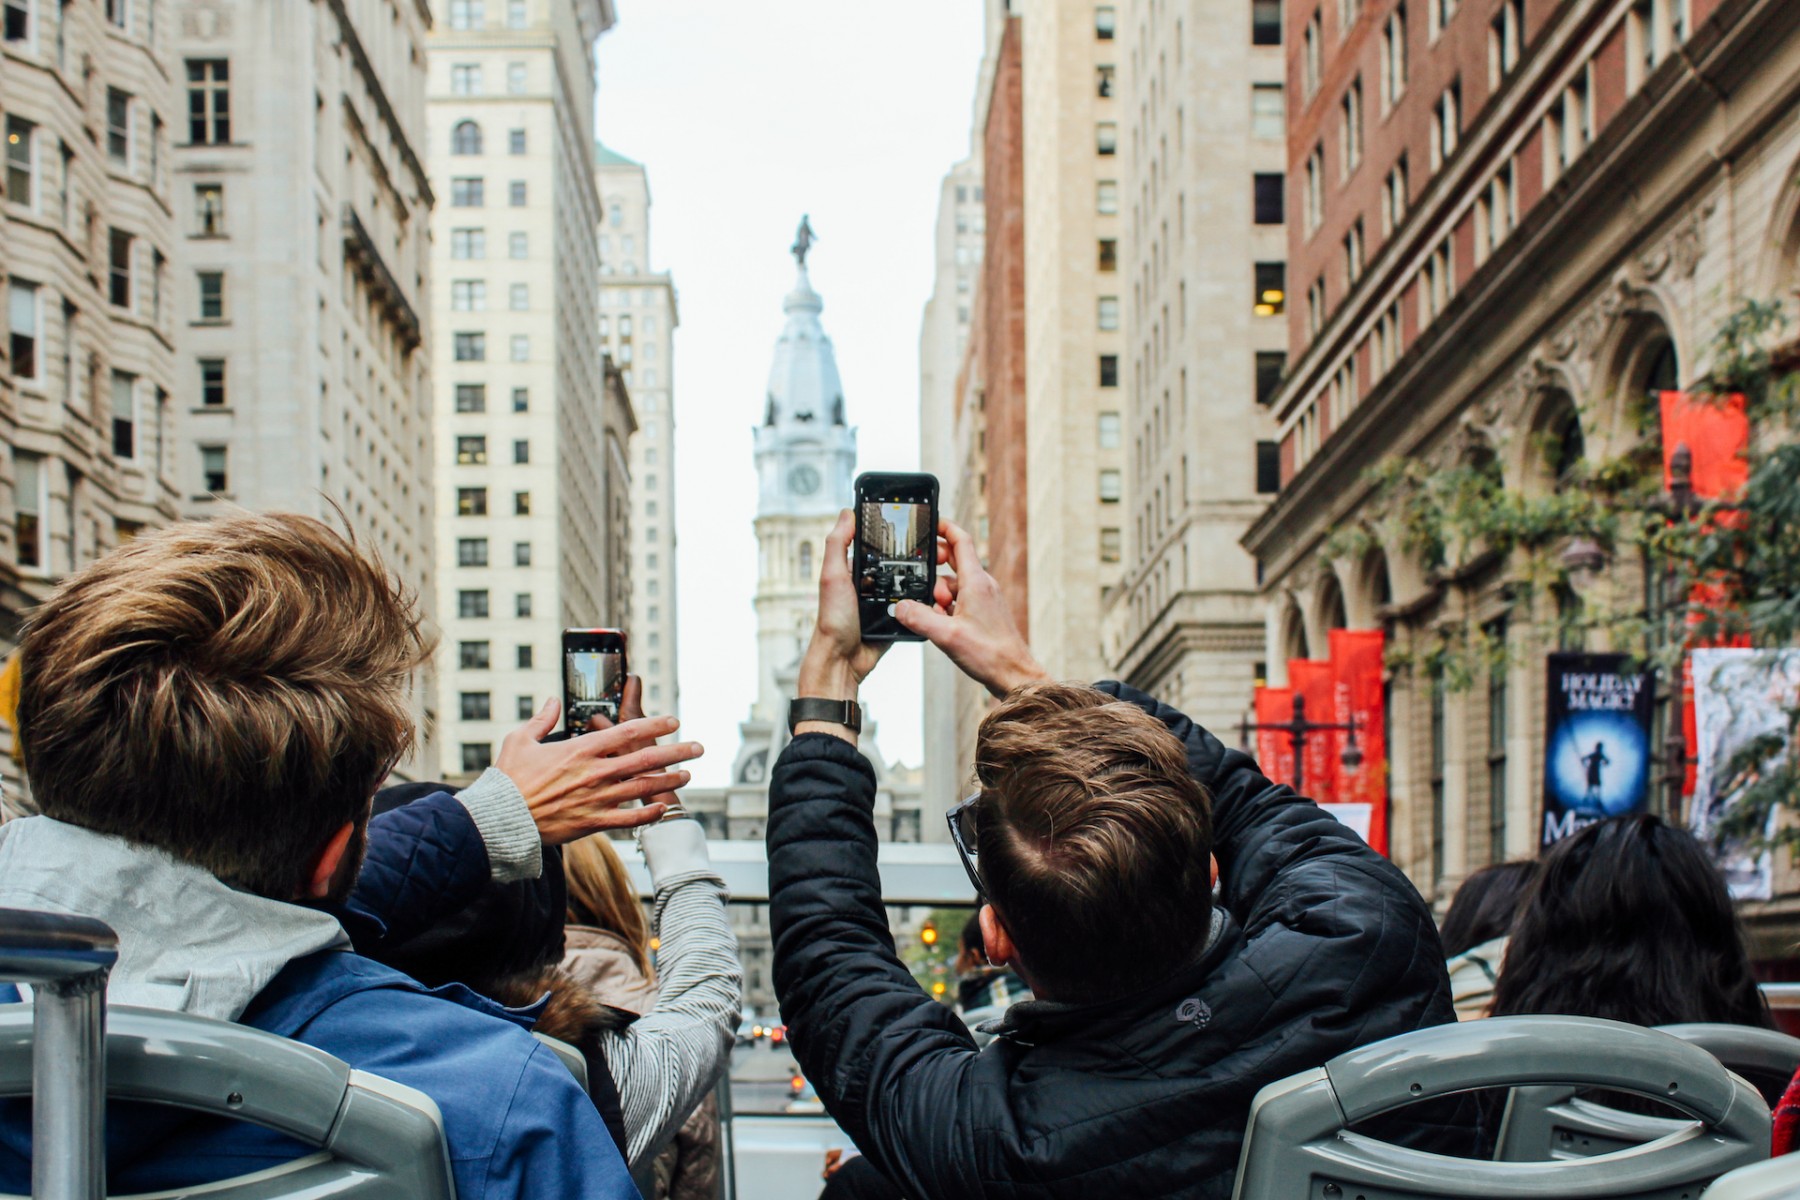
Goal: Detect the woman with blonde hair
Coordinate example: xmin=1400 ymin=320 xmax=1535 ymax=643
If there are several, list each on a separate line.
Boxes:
xmin=563 ymin=808 xmax=739 ymax=1197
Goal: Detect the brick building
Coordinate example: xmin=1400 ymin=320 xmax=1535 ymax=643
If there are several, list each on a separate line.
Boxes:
xmin=1244 ymin=0 xmax=1800 ymax=939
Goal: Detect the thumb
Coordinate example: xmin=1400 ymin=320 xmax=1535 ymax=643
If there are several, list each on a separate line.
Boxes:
xmin=894 ymin=599 xmax=955 ymax=645
xmin=523 ymin=696 xmax=561 ymax=741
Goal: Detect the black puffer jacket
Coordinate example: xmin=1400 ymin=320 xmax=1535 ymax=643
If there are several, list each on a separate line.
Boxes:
xmin=767 ymin=682 xmax=1459 ymax=1199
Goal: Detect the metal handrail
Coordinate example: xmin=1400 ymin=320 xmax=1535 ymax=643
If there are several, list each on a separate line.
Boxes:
xmin=0 ymin=908 xmax=118 ymax=1200
xmin=1760 ymin=983 xmax=1800 ymax=1010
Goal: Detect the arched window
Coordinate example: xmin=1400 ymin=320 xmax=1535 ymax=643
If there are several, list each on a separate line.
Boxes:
xmin=1318 ymin=574 xmax=1348 ymax=634
xmin=608 ymin=203 xmax=623 ymax=228
xmin=798 ymin=541 xmax=813 ymax=581
xmin=451 ymin=120 xmax=483 ymax=156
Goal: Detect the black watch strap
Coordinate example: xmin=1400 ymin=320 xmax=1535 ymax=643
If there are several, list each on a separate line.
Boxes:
xmin=789 ymin=697 xmax=862 ymax=735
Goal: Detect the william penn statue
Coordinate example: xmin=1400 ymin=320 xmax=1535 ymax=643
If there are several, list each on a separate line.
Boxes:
xmin=791 ymin=215 xmax=817 ymax=268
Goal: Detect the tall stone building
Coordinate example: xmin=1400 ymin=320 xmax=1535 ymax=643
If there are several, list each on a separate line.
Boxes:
xmin=1097 ymin=0 xmax=1289 ymax=733
xmin=595 ymin=143 xmax=679 ymax=716
xmin=168 ymin=0 xmax=438 ymax=776
xmin=2 ymin=0 xmax=183 ymax=793
xmin=427 ymin=0 xmax=620 ymax=779
xmin=683 ymin=237 xmax=923 ymax=1017
xmin=1244 ymin=0 xmax=1800 ymax=928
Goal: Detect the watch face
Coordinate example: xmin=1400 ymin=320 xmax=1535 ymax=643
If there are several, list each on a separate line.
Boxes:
xmin=789 ymin=465 xmax=821 ymax=496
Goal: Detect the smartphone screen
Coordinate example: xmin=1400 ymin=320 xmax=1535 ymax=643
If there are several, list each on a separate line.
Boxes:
xmin=563 ymin=628 xmax=626 ymax=734
xmin=853 ymin=473 xmax=939 ymax=642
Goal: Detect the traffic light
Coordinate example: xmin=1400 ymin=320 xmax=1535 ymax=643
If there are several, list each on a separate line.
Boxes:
xmin=931 ymin=980 xmax=947 ymax=997
xmin=920 ymin=920 xmax=939 ymax=947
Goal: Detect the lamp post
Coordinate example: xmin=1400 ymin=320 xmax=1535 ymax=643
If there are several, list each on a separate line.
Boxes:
xmin=1240 ymin=693 xmax=1364 ymax=797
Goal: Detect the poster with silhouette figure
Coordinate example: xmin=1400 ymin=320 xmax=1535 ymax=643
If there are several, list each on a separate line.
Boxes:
xmin=1690 ymin=648 xmax=1800 ymax=902
xmin=1541 ymin=653 xmax=1655 ymax=850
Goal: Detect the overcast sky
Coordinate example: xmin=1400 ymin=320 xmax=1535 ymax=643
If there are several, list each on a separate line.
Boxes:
xmin=594 ymin=2 xmax=987 ymax=785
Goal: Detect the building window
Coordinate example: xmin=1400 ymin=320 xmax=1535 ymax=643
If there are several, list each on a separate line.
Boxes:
xmin=1381 ymin=3 xmax=1408 ymax=108
xmin=1097 ymin=238 xmax=1118 ymax=271
xmin=513 ymin=438 xmax=529 ymax=464
xmin=196 ymin=270 xmax=224 ymax=321
xmin=506 ymin=0 xmax=525 ymax=28
xmin=1489 ymin=0 xmax=1523 ymax=87
xmin=458 ymin=589 xmax=490 ymax=619
xmin=1256 ymin=351 xmax=1286 ymax=405
xmin=1099 ymin=469 xmax=1122 ymax=502
xmin=1306 ymin=276 xmax=1326 ymax=337
xmin=1256 ymin=440 xmax=1281 ymax=493
xmin=451 ymin=177 xmax=484 ymax=207
xmin=1486 ymin=617 xmax=1509 ymax=861
xmin=194 ymin=182 xmax=225 ymax=235
xmin=453 ymin=332 xmax=486 ymax=361
xmin=1340 ymin=78 xmax=1363 ymax=176
xmin=108 ymin=229 xmax=133 ymax=309
xmin=199 ymin=358 xmax=226 ymax=406
xmin=186 ymin=60 xmax=229 ymax=145
xmin=1099 ymin=354 xmax=1119 ymax=387
xmin=455 ymin=435 xmax=487 ymax=465
xmin=450 ymin=64 xmax=481 ymax=96
xmin=13 ymin=451 xmax=42 ymax=568
xmin=451 ymin=228 xmax=485 ymax=260
xmin=1097 ymin=180 xmax=1119 ymax=215
xmin=457 ymin=537 xmax=489 ymax=567
xmin=455 ymin=383 xmax=486 ymax=412
xmin=105 ymin=0 xmax=126 ymax=26
xmin=1097 ymin=297 xmax=1119 ymax=331
xmin=1254 ymin=262 xmax=1285 ymax=315
xmin=1303 ymin=145 xmax=1323 ymax=233
xmin=1251 ymin=84 xmax=1285 ymax=139
xmin=459 ymin=640 xmax=490 ymax=669
xmin=1382 ymin=155 xmax=1410 ymax=236
xmin=508 ymin=128 xmax=526 ymax=155
xmin=451 ymin=119 xmax=482 ymax=154
xmin=508 ymin=180 xmax=526 ymax=206
xmin=1096 ymin=122 xmax=1117 ymax=155
xmin=1100 ymin=528 xmax=1122 ymax=562
xmin=1253 ymin=173 xmax=1284 ymax=224
xmin=451 ymin=279 xmax=487 ymax=312
xmin=1343 ymin=218 xmax=1365 ymax=285
xmin=516 ymin=695 xmax=534 ymax=719
xmin=1252 ymin=0 xmax=1282 ymax=43
xmin=200 ymin=444 xmax=228 ymax=492
xmin=608 ymin=202 xmax=623 ymax=228
xmin=460 ymin=743 xmax=493 ymax=773
xmin=448 ymin=0 xmax=484 ymax=30
xmin=1302 ymin=10 xmax=1322 ymax=98
xmin=1374 ymin=302 xmax=1404 ymax=374
xmin=3 ymin=0 xmax=29 ymax=44
xmin=7 ymin=280 xmax=38 ymax=382
xmin=6 ymin=117 xmax=35 ymax=209
xmin=106 ymin=88 xmax=132 ymax=165
xmin=457 ymin=486 xmax=488 ymax=516
xmin=1430 ymin=78 xmax=1461 ymax=170
xmin=515 ymin=592 xmax=532 ymax=618
xmin=514 ymin=541 xmax=531 ymax=567
xmin=510 ymin=334 xmax=529 ymax=362
xmin=512 ymin=387 xmax=529 ymax=412
xmin=509 ymin=231 xmax=528 ymax=259
xmin=507 ymin=62 xmax=527 ymax=93
xmin=1096 ymin=5 xmax=1115 ymax=38
xmin=516 ymin=644 xmax=534 ymax=669
xmin=509 ymin=283 xmax=529 ymax=311
xmin=1098 ymin=412 xmax=1121 ymax=448
xmin=109 ymin=368 xmax=135 ymax=456
xmin=514 ymin=491 xmax=531 ymax=516
xmin=1421 ymin=237 xmax=1455 ymax=321
xmin=1097 ymin=64 xmax=1115 ymax=97
xmin=460 ymin=692 xmax=491 ymax=721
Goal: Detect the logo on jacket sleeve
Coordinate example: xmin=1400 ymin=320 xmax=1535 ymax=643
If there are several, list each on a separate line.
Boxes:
xmin=1173 ymin=997 xmax=1212 ymax=1029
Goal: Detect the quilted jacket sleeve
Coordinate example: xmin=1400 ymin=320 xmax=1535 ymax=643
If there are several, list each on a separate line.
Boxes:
xmin=346 ymin=792 xmax=493 ymax=950
xmin=767 ymin=734 xmax=985 ymax=1200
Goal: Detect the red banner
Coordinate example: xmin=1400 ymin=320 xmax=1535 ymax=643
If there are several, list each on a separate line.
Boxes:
xmin=1287 ymin=659 xmax=1339 ymax=804
xmin=1330 ymin=629 xmax=1389 ymax=855
xmin=1662 ymin=391 xmax=1752 ymax=802
xmin=1253 ymin=687 xmax=1294 ymax=788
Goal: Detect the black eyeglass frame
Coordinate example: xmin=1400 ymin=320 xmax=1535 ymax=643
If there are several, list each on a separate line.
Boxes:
xmin=946 ymin=792 xmax=985 ymax=898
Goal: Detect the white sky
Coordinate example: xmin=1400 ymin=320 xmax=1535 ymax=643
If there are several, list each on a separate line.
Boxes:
xmin=594 ymin=2 xmax=987 ymax=785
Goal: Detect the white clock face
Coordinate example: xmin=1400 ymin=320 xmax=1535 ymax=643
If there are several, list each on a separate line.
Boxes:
xmin=789 ymin=465 xmax=821 ymax=496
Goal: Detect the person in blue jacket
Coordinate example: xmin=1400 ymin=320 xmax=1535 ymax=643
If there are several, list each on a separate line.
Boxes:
xmin=0 ymin=513 xmax=704 ymax=1199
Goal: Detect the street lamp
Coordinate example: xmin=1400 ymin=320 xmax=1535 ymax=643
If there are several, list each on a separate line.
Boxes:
xmin=1239 ymin=693 xmax=1364 ymax=797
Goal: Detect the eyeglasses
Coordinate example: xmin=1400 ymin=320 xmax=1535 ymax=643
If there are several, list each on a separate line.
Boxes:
xmin=946 ymin=793 xmax=984 ymax=898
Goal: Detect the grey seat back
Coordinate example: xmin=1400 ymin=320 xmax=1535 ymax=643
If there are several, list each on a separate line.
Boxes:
xmin=1231 ymin=1015 xmax=1771 ymax=1200
xmin=534 ymin=1031 xmax=590 ymax=1091
xmin=1497 ymin=1023 xmax=1800 ymax=1162
xmin=1702 ymin=1152 xmax=1800 ymax=1199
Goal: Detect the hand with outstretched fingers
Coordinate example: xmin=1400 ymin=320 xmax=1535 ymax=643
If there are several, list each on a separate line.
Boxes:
xmin=584 ymin=673 xmax=687 ymax=818
xmin=894 ymin=518 xmax=1049 ymax=699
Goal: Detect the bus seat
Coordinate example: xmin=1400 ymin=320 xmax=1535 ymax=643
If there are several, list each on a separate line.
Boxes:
xmin=1702 ymin=1151 xmax=1800 ymax=1198
xmin=1497 ymin=1023 xmax=1800 ymax=1163
xmin=534 ymin=1032 xmax=590 ymax=1092
xmin=1230 ymin=1015 xmax=1770 ymax=1200
xmin=0 ymin=1004 xmax=455 ymax=1199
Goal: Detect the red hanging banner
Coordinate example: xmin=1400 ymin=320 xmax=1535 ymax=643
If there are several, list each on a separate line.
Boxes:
xmin=1287 ymin=659 xmax=1340 ymax=804
xmin=1330 ymin=628 xmax=1389 ymax=855
xmin=1253 ymin=687 xmax=1295 ymax=788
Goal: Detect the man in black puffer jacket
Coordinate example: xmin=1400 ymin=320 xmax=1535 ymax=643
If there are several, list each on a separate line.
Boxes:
xmin=767 ymin=513 xmax=1461 ymax=1199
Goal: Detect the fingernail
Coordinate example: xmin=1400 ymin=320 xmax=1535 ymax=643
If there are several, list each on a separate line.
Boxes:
xmin=690 ymin=742 xmax=705 ymax=755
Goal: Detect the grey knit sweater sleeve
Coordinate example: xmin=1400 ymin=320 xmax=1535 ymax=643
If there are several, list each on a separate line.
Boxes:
xmin=602 ymin=819 xmax=743 ymax=1169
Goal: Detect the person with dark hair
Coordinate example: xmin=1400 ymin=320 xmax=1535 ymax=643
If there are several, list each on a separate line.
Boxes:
xmin=1490 ymin=814 xmax=1771 ymax=1029
xmin=766 ymin=513 xmax=1458 ymax=1199
xmin=1440 ymin=860 xmax=1538 ymax=1019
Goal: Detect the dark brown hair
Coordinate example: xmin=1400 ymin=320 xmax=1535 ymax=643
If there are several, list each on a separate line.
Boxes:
xmin=17 ymin=512 xmax=432 ymax=898
xmin=1439 ymin=860 xmax=1538 ymax=958
xmin=974 ymin=682 xmax=1213 ymax=1004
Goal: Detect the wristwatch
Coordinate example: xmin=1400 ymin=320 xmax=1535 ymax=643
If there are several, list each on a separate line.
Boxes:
xmin=788 ymin=697 xmax=863 ymax=735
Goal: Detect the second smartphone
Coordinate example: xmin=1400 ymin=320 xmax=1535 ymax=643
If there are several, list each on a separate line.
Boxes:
xmin=563 ymin=628 xmax=627 ymax=735
xmin=852 ymin=472 xmax=939 ymax=642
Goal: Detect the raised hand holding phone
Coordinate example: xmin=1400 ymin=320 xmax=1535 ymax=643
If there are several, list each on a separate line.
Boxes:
xmin=894 ymin=518 xmax=1048 ymax=699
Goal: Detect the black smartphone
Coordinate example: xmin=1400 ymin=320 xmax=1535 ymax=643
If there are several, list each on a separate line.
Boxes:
xmin=563 ymin=628 xmax=627 ymax=735
xmin=853 ymin=472 xmax=939 ymax=643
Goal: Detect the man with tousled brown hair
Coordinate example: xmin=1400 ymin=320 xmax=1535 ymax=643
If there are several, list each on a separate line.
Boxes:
xmin=0 ymin=513 xmax=704 ymax=1198
xmin=767 ymin=514 xmax=1459 ymax=1199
